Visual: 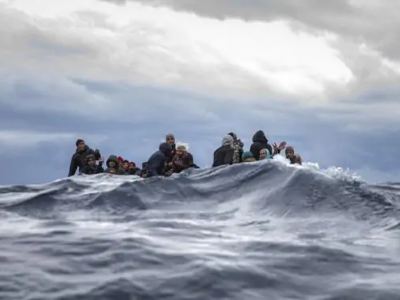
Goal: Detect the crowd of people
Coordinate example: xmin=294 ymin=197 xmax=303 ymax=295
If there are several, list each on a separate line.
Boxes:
xmin=67 ymin=130 xmax=302 ymax=178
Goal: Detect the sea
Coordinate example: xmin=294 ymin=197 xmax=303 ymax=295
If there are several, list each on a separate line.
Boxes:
xmin=0 ymin=156 xmax=399 ymax=300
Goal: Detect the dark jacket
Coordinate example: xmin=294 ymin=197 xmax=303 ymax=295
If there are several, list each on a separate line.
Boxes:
xmin=104 ymin=155 xmax=127 ymax=175
xmin=164 ymin=144 xmax=176 ymax=173
xmin=146 ymin=143 xmax=172 ymax=177
xmin=68 ymin=145 xmax=95 ymax=176
xmin=212 ymin=145 xmax=234 ymax=167
xmin=249 ymin=130 xmax=273 ymax=161
xmin=128 ymin=167 xmax=141 ymax=175
xmin=80 ymin=163 xmax=104 ymax=175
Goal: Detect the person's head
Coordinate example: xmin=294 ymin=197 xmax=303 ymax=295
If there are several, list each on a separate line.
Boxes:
xmin=76 ymin=139 xmax=85 ymax=152
xmin=86 ymin=154 xmax=96 ymax=167
xmin=106 ymin=155 xmax=119 ymax=168
xmin=166 ymin=133 xmax=175 ymax=145
xmin=259 ymin=148 xmax=271 ymax=160
xmin=128 ymin=162 xmax=136 ymax=169
xmin=242 ymin=151 xmax=255 ymax=162
xmin=123 ymin=160 xmax=129 ymax=169
xmin=285 ymin=146 xmax=295 ymax=159
xmin=221 ymin=135 xmax=234 ymax=148
xmin=228 ymin=132 xmax=237 ymax=141
xmin=159 ymin=142 xmax=173 ymax=157
xmin=175 ymin=145 xmax=186 ymax=157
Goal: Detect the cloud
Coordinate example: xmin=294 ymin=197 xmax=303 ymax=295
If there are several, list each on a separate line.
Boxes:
xmin=0 ymin=0 xmax=399 ymax=185
xmin=105 ymin=0 xmax=400 ymax=62
xmin=1 ymin=0 xmax=355 ymax=102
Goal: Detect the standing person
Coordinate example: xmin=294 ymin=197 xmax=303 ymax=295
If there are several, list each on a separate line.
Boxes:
xmin=68 ymin=139 xmax=95 ymax=176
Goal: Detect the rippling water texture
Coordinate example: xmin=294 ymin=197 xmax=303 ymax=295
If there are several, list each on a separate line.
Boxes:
xmin=1 ymin=157 xmax=400 ymax=300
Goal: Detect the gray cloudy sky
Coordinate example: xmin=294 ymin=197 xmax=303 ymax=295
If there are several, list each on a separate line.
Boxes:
xmin=0 ymin=0 xmax=399 ymax=184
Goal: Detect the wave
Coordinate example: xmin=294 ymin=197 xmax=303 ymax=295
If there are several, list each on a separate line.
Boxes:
xmin=1 ymin=156 xmax=400 ymax=299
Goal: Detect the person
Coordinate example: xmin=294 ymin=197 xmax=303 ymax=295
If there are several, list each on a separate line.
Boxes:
xmin=166 ymin=144 xmax=194 ymax=175
xmin=249 ymin=130 xmax=286 ymax=160
xmin=285 ymin=146 xmax=302 ymax=165
xmin=228 ymin=132 xmax=244 ymax=164
xmin=68 ymin=139 xmax=95 ymax=176
xmin=146 ymin=143 xmax=173 ymax=177
xmin=164 ymin=133 xmax=177 ymax=173
xmin=79 ymin=154 xmax=104 ymax=174
xmin=122 ymin=160 xmax=130 ymax=173
xmin=212 ymin=135 xmax=234 ymax=167
xmin=127 ymin=162 xmax=141 ymax=175
xmin=242 ymin=151 xmax=256 ymax=162
xmin=104 ymin=155 xmax=127 ymax=175
xmin=249 ymin=130 xmax=272 ymax=160
xmin=259 ymin=148 xmax=271 ymax=160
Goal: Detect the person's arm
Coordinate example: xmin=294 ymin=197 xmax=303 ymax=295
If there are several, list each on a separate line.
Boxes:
xmin=187 ymin=153 xmax=194 ymax=168
xmin=212 ymin=149 xmax=219 ymax=167
xmin=68 ymin=155 xmax=78 ymax=176
xmin=95 ymin=163 xmax=104 ymax=173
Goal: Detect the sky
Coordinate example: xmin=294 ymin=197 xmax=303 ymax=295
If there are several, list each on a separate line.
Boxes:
xmin=0 ymin=0 xmax=399 ymax=185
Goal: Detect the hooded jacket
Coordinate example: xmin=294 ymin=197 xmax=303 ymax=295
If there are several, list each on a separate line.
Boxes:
xmin=104 ymin=155 xmax=127 ymax=175
xmin=146 ymin=143 xmax=172 ymax=177
xmin=249 ymin=130 xmax=273 ymax=160
xmin=68 ymin=145 xmax=95 ymax=176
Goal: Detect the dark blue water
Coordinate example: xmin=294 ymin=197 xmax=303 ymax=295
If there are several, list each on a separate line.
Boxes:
xmin=1 ymin=158 xmax=400 ymax=300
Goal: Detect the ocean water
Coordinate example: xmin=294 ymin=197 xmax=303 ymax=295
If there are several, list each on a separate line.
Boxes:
xmin=0 ymin=156 xmax=400 ymax=300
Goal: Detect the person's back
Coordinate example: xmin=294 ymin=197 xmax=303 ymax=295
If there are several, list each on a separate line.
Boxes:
xmin=212 ymin=135 xmax=235 ymax=167
xmin=146 ymin=142 xmax=172 ymax=177
xmin=250 ymin=130 xmax=272 ymax=160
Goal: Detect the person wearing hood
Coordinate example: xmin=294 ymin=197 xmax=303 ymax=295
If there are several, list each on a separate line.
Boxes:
xmin=228 ymin=132 xmax=244 ymax=164
xmin=250 ymin=130 xmax=286 ymax=160
xmin=68 ymin=139 xmax=95 ymax=176
xmin=79 ymin=154 xmax=104 ymax=175
xmin=249 ymin=130 xmax=273 ymax=161
xmin=146 ymin=142 xmax=173 ymax=177
xmin=242 ymin=151 xmax=256 ymax=162
xmin=212 ymin=135 xmax=235 ymax=167
xmin=259 ymin=148 xmax=272 ymax=160
xmin=104 ymin=155 xmax=127 ymax=175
